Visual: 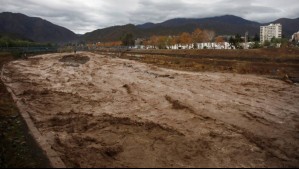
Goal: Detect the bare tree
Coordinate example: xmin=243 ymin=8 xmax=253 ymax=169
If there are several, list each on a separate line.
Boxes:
xmin=203 ymin=30 xmax=215 ymax=42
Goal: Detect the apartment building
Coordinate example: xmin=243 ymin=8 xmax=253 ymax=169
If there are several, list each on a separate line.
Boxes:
xmin=260 ymin=23 xmax=282 ymax=43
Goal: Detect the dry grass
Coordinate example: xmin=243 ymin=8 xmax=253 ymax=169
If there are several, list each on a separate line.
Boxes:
xmin=101 ymin=49 xmax=299 ymax=79
xmin=130 ymin=48 xmax=299 ymax=58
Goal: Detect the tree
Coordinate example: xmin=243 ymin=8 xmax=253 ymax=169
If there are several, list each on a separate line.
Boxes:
xmin=121 ymin=33 xmax=135 ymax=47
xmin=193 ymin=43 xmax=198 ymax=49
xmin=271 ymin=36 xmax=278 ymax=43
xmin=263 ymin=40 xmax=271 ymax=47
xmin=203 ymin=30 xmax=215 ymax=42
xmin=0 ymin=36 xmax=52 ymax=48
xmin=228 ymin=36 xmax=236 ymax=49
xmin=175 ymin=36 xmax=182 ymax=48
xmin=157 ymin=36 xmax=168 ymax=49
xmin=180 ymin=32 xmax=192 ymax=48
xmin=192 ymin=28 xmax=204 ymax=43
xmin=235 ymin=34 xmax=243 ymax=43
xmin=280 ymin=38 xmax=290 ymax=48
xmin=249 ymin=41 xmax=261 ymax=49
xmin=169 ymin=36 xmax=177 ymax=49
xmin=215 ymin=36 xmax=225 ymax=44
xmin=192 ymin=28 xmax=205 ymax=49
xmin=149 ymin=36 xmax=159 ymax=49
xmin=252 ymin=33 xmax=260 ymax=49
xmin=165 ymin=36 xmax=173 ymax=49
xmin=229 ymin=34 xmax=243 ymax=49
xmin=253 ymin=34 xmax=260 ymax=42
xmin=143 ymin=39 xmax=149 ymax=48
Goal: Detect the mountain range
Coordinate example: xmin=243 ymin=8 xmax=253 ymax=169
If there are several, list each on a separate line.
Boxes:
xmin=83 ymin=15 xmax=299 ymax=42
xmin=0 ymin=12 xmax=298 ymax=43
xmin=0 ymin=12 xmax=77 ymax=43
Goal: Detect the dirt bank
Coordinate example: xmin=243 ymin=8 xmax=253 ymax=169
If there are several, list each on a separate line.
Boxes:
xmin=0 ymin=52 xmax=50 ymax=168
xmin=1 ymin=52 xmax=299 ymax=167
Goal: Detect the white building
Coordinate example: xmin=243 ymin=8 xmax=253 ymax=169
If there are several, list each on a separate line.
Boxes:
xmin=138 ymin=42 xmax=232 ymax=50
xmin=260 ymin=23 xmax=282 ymax=43
xmin=291 ymin=31 xmax=299 ymax=43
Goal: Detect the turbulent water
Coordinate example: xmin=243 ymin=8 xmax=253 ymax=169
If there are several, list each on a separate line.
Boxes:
xmin=2 ymin=52 xmax=299 ymax=167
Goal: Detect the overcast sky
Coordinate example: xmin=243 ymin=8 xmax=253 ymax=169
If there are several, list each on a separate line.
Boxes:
xmin=0 ymin=0 xmax=298 ymax=34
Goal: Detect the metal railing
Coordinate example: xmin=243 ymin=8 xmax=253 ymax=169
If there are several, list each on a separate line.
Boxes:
xmin=0 ymin=47 xmax=58 ymax=53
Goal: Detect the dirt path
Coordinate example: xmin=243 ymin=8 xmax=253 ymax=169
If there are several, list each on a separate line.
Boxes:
xmin=1 ymin=52 xmax=299 ymax=167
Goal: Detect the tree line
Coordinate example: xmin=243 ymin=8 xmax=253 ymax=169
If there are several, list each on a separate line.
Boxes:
xmin=142 ymin=29 xmax=220 ymax=49
xmin=92 ymin=28 xmax=294 ymax=49
xmin=97 ymin=28 xmax=221 ymax=49
xmin=0 ymin=36 xmax=53 ymax=48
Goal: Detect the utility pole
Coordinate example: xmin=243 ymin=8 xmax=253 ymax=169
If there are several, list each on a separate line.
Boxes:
xmin=245 ymin=31 xmax=249 ymax=49
xmin=74 ymin=42 xmax=77 ymax=54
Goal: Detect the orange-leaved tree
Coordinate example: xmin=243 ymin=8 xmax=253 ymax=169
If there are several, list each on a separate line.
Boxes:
xmin=192 ymin=28 xmax=204 ymax=43
xmin=215 ymin=36 xmax=225 ymax=45
xmin=192 ymin=28 xmax=205 ymax=49
xmin=180 ymin=32 xmax=192 ymax=48
xmin=149 ymin=36 xmax=159 ymax=49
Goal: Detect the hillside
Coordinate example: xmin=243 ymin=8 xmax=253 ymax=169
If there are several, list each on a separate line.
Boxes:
xmin=0 ymin=12 xmax=78 ymax=43
xmin=82 ymin=15 xmax=299 ymax=42
xmin=1 ymin=12 xmax=297 ymax=43
xmin=83 ymin=24 xmax=141 ymax=43
xmin=268 ymin=18 xmax=299 ymax=38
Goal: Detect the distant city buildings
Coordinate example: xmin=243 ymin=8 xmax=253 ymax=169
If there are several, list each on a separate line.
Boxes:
xmin=260 ymin=23 xmax=282 ymax=43
xmin=88 ymin=23 xmax=296 ymax=50
xmin=132 ymin=42 xmax=255 ymax=50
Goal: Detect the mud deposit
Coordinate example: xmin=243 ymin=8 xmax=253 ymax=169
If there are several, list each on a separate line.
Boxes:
xmin=1 ymin=52 xmax=299 ymax=167
xmin=59 ymin=54 xmax=90 ymax=67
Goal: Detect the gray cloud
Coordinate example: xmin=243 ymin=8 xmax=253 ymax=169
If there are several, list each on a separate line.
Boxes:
xmin=0 ymin=0 xmax=298 ymax=34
